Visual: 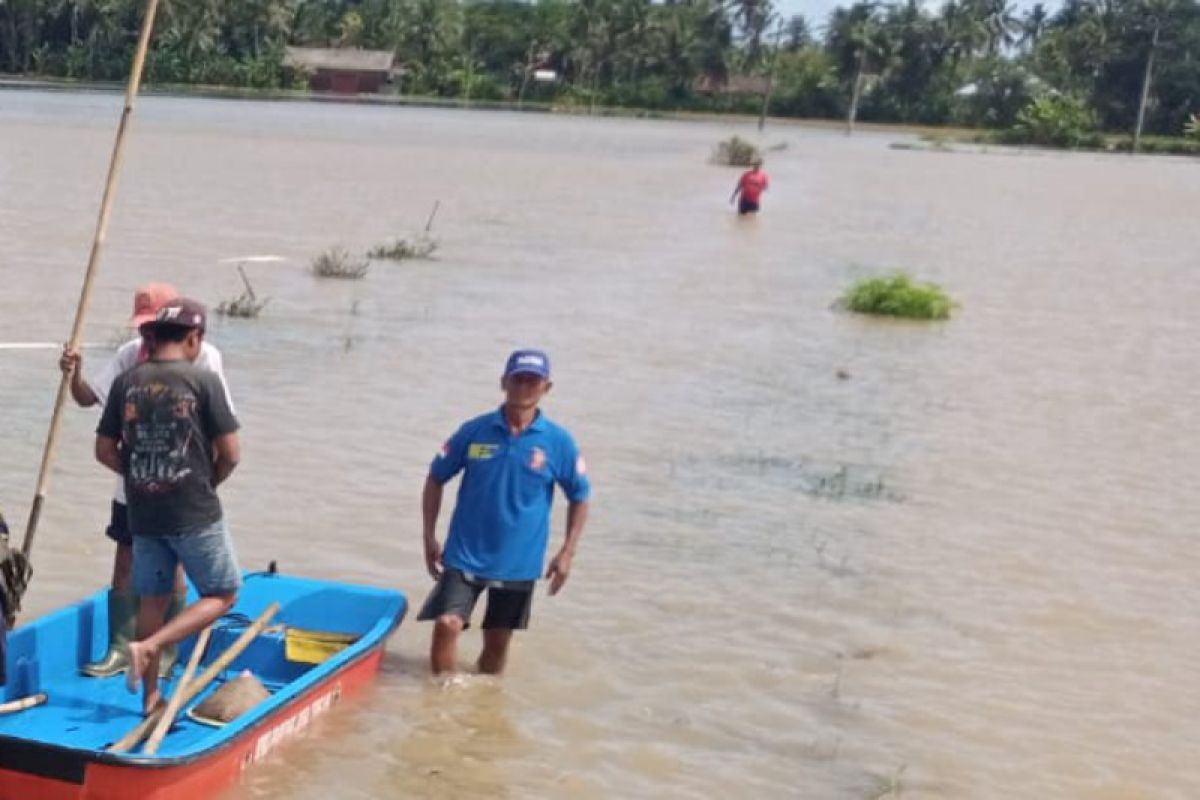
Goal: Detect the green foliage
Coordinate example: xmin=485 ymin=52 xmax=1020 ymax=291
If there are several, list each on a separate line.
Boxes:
xmin=312 ymin=247 xmax=369 ymax=280
xmin=952 ymin=58 xmax=1038 ymax=128
xmin=1005 ymin=94 xmax=1099 ymax=147
xmin=1185 ymin=113 xmax=1200 ymax=140
xmin=841 ymin=273 xmax=955 ymax=321
xmin=1111 ymin=134 xmax=1200 ymax=155
xmin=2 ymin=0 xmax=1200 ymax=139
xmin=711 ymin=135 xmax=761 ymax=166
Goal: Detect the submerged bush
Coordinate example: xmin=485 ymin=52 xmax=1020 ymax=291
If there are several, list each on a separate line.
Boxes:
xmin=711 ymin=135 xmax=761 ymax=166
xmin=312 ymin=247 xmax=369 ymax=279
xmin=1003 ymin=95 xmax=1098 ymax=148
xmin=841 ymin=273 xmax=955 ymax=320
xmin=216 ymin=265 xmax=268 ymax=319
xmin=216 ymin=294 xmax=267 ymax=318
xmin=367 ymin=235 xmax=438 ymax=260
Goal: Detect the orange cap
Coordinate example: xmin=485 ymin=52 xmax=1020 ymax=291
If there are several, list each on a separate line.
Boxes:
xmin=129 ymin=282 xmax=179 ymax=327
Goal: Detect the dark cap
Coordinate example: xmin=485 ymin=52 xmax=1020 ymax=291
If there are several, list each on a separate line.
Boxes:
xmin=139 ymin=297 xmax=207 ymax=334
xmin=504 ymin=348 xmax=551 ymax=379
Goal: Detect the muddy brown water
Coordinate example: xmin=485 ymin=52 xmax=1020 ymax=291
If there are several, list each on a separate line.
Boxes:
xmin=1 ymin=90 xmax=1198 ymax=799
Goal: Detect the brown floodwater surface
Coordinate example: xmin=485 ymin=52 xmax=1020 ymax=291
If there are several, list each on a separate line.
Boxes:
xmin=1 ymin=90 xmax=1198 ymax=799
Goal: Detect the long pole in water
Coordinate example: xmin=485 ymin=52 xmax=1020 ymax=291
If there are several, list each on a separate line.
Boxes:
xmin=424 ymin=200 xmax=441 ymax=234
xmin=21 ymin=0 xmax=162 ymax=566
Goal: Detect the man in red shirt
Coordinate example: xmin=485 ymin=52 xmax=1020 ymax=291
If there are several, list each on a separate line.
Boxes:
xmin=730 ymin=160 xmax=769 ymax=215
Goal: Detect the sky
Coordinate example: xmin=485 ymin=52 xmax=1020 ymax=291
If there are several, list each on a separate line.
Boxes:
xmin=774 ymin=0 xmax=1063 ymax=31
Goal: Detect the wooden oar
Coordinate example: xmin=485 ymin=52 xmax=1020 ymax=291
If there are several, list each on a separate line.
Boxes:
xmin=143 ymin=625 xmax=213 ymax=755
xmin=0 ymin=693 xmax=47 ymax=715
xmin=0 ymin=343 xmax=105 ymax=351
xmin=109 ymin=602 xmax=278 ymax=752
xmin=19 ymin=0 xmax=163 ymax=580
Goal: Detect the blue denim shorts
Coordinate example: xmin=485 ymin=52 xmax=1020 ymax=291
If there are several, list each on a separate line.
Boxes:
xmin=132 ymin=518 xmax=241 ymax=597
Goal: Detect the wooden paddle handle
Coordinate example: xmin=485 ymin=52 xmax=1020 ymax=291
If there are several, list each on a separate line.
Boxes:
xmin=109 ymin=602 xmax=279 ymax=752
xmin=21 ymin=0 xmax=163 ymax=564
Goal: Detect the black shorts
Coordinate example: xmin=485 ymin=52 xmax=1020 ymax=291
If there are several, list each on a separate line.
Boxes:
xmin=417 ymin=569 xmax=534 ymax=630
xmin=105 ymin=501 xmax=131 ymax=545
xmin=738 ymin=198 xmax=760 ymax=215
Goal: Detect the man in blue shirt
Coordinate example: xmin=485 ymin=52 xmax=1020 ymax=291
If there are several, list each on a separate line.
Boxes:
xmin=420 ymin=349 xmax=591 ymax=675
xmin=0 ymin=509 xmax=9 ymax=685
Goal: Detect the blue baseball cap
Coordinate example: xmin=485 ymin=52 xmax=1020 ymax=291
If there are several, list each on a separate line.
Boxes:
xmin=504 ymin=348 xmax=551 ymax=379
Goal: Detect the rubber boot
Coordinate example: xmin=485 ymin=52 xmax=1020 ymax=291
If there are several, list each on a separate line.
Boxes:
xmin=81 ymin=590 xmax=138 ymax=677
xmin=158 ymin=592 xmax=187 ymax=678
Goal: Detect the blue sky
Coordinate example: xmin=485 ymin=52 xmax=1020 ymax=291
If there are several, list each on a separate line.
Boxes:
xmin=775 ymin=0 xmax=1062 ymax=31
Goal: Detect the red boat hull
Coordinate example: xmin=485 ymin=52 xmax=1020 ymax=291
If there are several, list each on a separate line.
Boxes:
xmin=0 ymin=646 xmax=384 ymax=800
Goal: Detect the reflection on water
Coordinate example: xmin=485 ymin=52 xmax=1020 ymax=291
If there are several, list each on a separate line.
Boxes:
xmin=1 ymin=90 xmax=1198 ymax=799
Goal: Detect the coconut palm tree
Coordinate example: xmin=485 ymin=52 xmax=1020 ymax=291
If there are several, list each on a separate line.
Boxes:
xmin=1019 ymin=2 xmax=1048 ymax=49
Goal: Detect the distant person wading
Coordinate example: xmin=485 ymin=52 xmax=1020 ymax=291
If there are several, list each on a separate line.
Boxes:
xmin=731 ymin=160 xmax=769 ymax=215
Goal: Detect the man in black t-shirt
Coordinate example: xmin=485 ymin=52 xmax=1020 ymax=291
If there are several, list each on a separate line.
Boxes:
xmin=96 ymin=298 xmax=242 ymax=713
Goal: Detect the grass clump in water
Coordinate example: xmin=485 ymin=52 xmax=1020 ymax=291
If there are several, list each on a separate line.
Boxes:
xmin=367 ymin=235 xmax=438 ymax=261
xmin=840 ymin=273 xmax=954 ymax=320
xmin=216 ymin=294 xmax=267 ymax=318
xmin=312 ymin=247 xmax=369 ymax=280
xmin=216 ymin=264 xmax=268 ymax=319
xmin=711 ymin=135 xmax=761 ymax=166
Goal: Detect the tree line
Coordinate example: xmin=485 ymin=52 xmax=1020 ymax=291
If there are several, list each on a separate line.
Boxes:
xmin=1 ymin=0 xmax=1197 ymax=137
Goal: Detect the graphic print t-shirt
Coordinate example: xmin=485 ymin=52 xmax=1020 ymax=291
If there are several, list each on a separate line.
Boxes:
xmin=89 ymin=338 xmax=236 ymax=505
xmin=97 ymin=359 xmax=239 ymax=537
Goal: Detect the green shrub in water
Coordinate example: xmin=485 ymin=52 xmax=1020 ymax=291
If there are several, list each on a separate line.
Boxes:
xmin=841 ymin=273 xmax=954 ymax=320
xmin=711 ymin=135 xmax=761 ymax=166
xmin=1003 ymin=95 xmax=1099 ymax=148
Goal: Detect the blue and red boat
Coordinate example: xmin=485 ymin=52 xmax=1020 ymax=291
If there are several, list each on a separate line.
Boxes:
xmin=0 ymin=569 xmax=406 ymax=799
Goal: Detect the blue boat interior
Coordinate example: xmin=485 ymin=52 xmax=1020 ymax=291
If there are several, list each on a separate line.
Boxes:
xmin=0 ymin=571 xmax=406 ymax=763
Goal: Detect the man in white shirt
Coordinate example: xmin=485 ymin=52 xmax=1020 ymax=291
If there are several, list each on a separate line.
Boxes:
xmin=59 ymin=282 xmax=236 ymax=678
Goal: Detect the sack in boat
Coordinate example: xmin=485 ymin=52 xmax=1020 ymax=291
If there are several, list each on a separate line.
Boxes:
xmin=0 ymin=510 xmax=32 ymax=628
xmin=189 ymin=670 xmax=269 ymax=726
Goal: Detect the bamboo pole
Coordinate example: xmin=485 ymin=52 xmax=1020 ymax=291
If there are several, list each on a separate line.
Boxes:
xmin=237 ymin=264 xmax=258 ymax=301
xmin=21 ymin=0 xmax=163 ymax=567
xmin=144 ymin=625 xmax=213 ymax=754
xmin=108 ymin=602 xmax=279 ymax=753
xmin=0 ymin=693 xmax=47 ymax=715
xmin=423 ymin=200 xmax=441 ymax=234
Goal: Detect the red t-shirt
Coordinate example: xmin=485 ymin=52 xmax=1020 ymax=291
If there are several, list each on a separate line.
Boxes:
xmin=738 ymin=169 xmax=769 ymax=202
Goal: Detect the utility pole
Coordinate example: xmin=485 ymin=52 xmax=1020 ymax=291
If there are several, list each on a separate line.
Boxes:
xmin=517 ymin=41 xmax=536 ymax=109
xmin=1132 ymin=17 xmax=1160 ymax=153
xmin=758 ymin=18 xmax=786 ymax=133
xmin=846 ymin=45 xmax=868 ymax=136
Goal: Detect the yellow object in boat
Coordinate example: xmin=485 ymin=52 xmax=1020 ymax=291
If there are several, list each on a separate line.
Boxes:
xmin=285 ymin=628 xmax=358 ymax=664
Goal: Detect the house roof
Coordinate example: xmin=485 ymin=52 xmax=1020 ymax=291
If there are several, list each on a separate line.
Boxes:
xmin=694 ymin=74 xmax=769 ymax=95
xmin=284 ymin=47 xmax=395 ymax=73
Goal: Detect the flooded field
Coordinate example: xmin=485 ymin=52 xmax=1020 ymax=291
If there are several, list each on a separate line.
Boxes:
xmin=1 ymin=89 xmax=1198 ymax=799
